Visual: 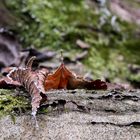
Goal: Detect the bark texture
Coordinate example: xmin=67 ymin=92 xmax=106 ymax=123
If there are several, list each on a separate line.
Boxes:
xmin=0 ymin=89 xmax=140 ymax=140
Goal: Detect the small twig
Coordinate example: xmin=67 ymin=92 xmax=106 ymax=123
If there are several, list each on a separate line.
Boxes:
xmin=60 ymin=49 xmax=64 ymax=63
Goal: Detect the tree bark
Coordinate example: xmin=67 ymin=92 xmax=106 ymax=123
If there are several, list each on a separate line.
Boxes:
xmin=0 ymin=89 xmax=140 ymax=140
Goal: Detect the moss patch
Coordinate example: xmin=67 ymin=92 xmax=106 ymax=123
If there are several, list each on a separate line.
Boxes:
xmin=4 ymin=0 xmax=140 ymax=83
xmin=0 ymin=89 xmax=30 ymax=118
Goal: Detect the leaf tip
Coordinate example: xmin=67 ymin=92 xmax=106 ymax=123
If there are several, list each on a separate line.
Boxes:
xmin=26 ymin=56 xmax=36 ymax=68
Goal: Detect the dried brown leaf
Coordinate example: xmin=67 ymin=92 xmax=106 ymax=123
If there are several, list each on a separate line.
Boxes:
xmin=0 ymin=76 xmax=21 ymax=89
xmin=8 ymin=57 xmax=48 ymax=116
xmin=44 ymin=63 xmax=107 ymax=90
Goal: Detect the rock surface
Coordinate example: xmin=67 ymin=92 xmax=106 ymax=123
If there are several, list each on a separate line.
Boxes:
xmin=0 ymin=89 xmax=140 ymax=140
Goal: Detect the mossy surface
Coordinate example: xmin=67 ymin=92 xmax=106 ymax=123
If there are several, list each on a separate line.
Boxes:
xmin=0 ymin=89 xmax=30 ymax=118
xmin=4 ymin=0 xmax=140 ymax=83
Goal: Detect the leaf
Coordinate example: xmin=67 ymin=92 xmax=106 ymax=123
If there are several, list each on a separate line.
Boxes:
xmin=22 ymin=47 xmax=56 ymax=62
xmin=0 ymin=30 xmax=21 ymax=68
xmin=0 ymin=76 xmax=21 ymax=89
xmin=75 ymin=51 xmax=88 ymax=61
xmin=7 ymin=57 xmax=48 ymax=116
xmin=2 ymin=55 xmax=107 ymax=117
xmin=44 ymin=63 xmax=74 ymax=90
xmin=76 ymin=39 xmax=90 ymax=49
xmin=44 ymin=63 xmax=107 ymax=90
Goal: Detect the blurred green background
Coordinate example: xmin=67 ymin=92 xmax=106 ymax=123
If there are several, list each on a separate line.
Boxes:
xmin=1 ymin=0 xmax=140 ymax=87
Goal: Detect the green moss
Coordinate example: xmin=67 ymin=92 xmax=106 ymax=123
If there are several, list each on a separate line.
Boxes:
xmin=0 ymin=89 xmax=30 ymax=118
xmin=84 ymin=42 xmax=129 ymax=81
xmin=4 ymin=0 xmax=140 ymax=83
xmin=120 ymin=39 xmax=140 ymax=65
xmin=5 ymin=0 xmax=98 ymax=50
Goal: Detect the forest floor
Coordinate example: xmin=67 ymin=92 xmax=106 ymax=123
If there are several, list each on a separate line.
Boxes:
xmin=0 ymin=89 xmax=140 ymax=140
xmin=0 ymin=1 xmax=140 ymax=139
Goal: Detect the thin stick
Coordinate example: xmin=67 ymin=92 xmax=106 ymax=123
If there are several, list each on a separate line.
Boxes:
xmin=60 ymin=49 xmax=64 ymax=63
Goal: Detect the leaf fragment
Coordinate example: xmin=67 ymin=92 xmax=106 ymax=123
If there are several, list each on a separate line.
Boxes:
xmin=8 ymin=57 xmax=48 ymax=116
xmin=44 ymin=63 xmax=107 ymax=90
xmin=0 ymin=76 xmax=21 ymax=89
